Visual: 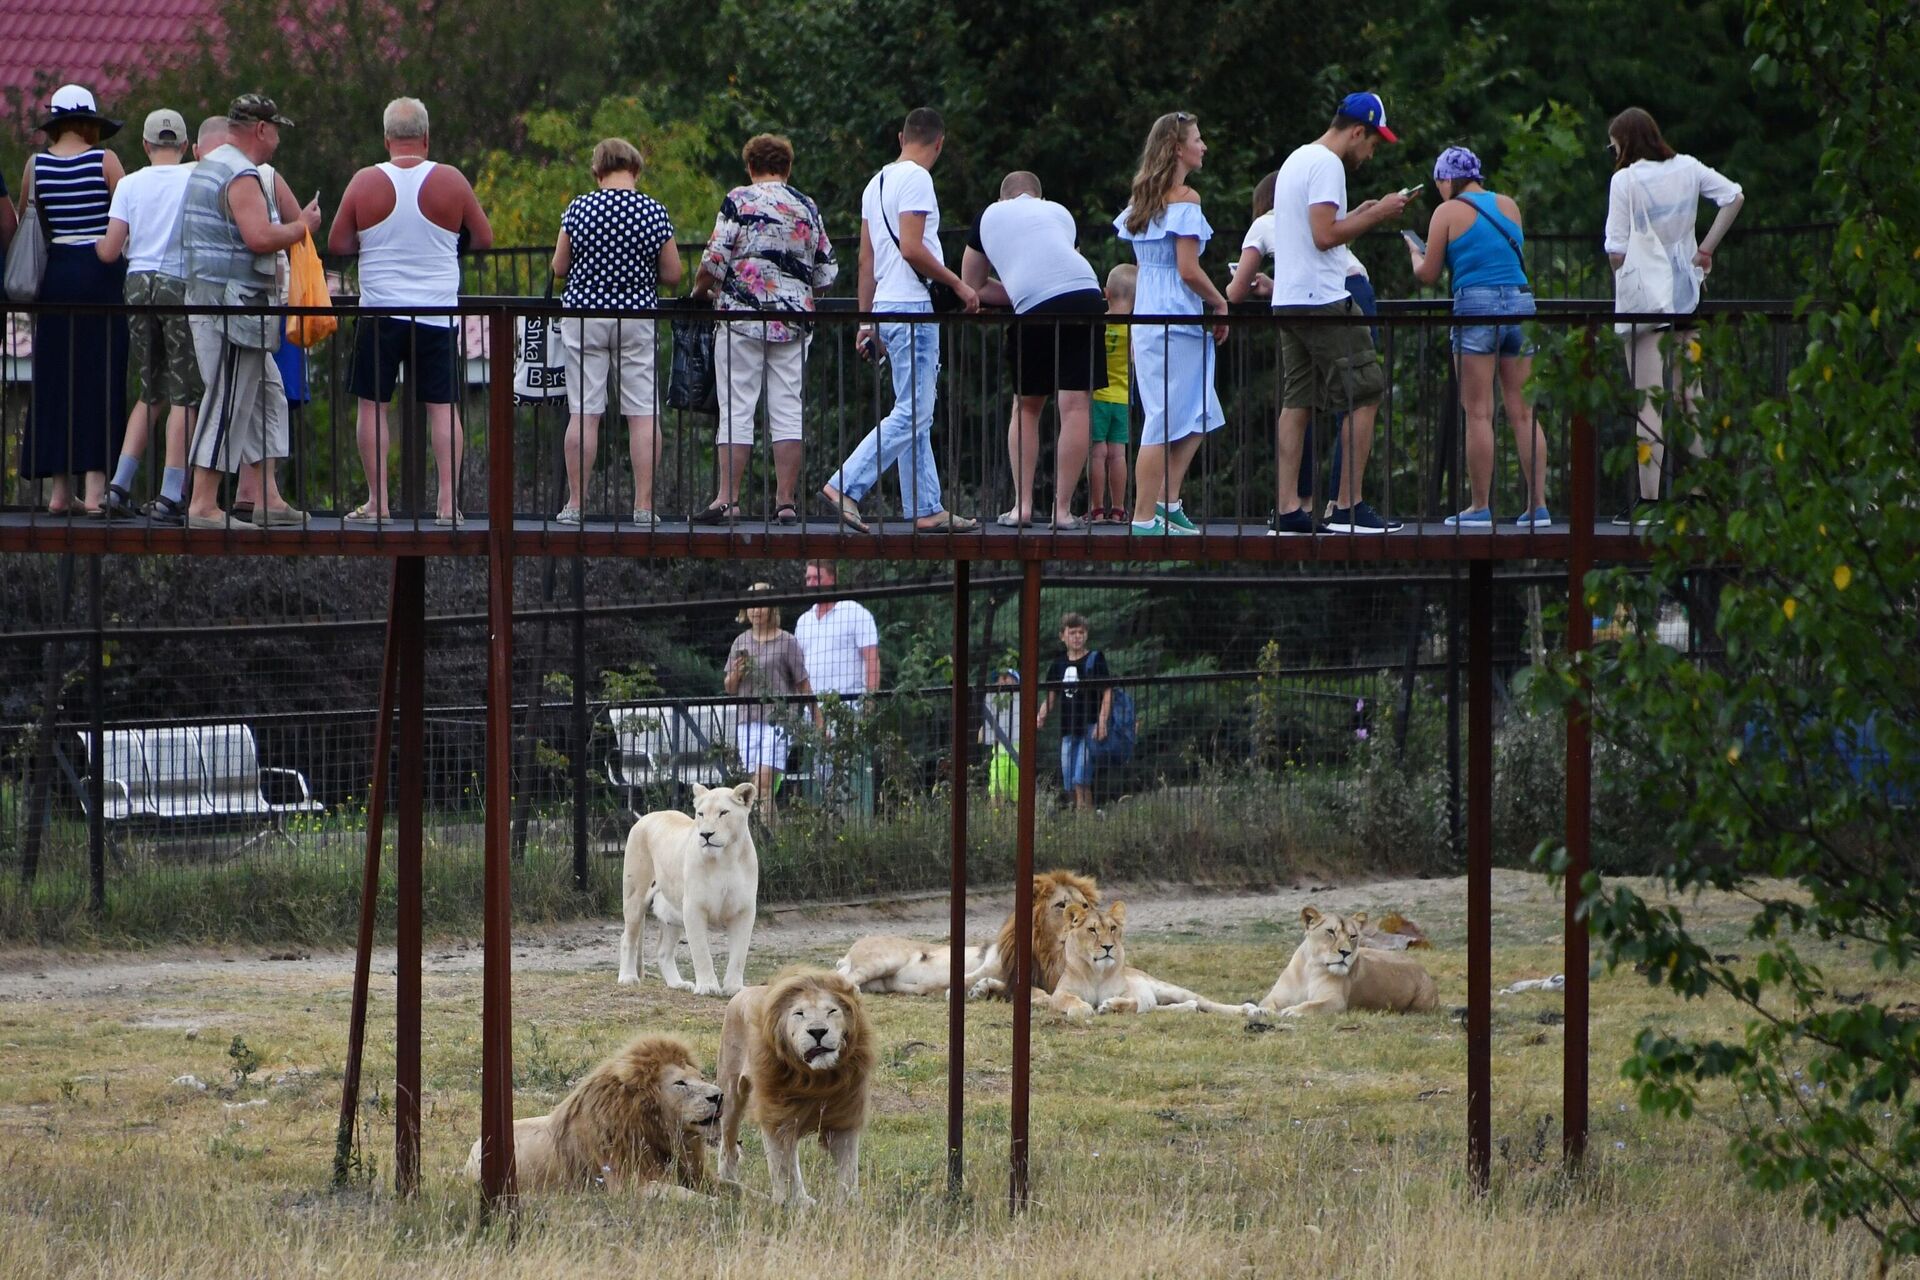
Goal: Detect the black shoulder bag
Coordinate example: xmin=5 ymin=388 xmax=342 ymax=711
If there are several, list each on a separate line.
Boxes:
xmin=878 ymin=170 xmax=964 ymax=313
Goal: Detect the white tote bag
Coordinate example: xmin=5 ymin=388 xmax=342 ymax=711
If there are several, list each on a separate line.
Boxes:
xmin=1613 ymin=175 xmax=1675 ymax=320
xmin=513 ymin=279 xmax=569 ymax=403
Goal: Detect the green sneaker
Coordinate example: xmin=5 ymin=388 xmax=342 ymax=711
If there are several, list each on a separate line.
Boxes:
xmin=1156 ymin=502 xmax=1200 ymax=533
xmin=1130 ymin=515 xmax=1198 ymax=537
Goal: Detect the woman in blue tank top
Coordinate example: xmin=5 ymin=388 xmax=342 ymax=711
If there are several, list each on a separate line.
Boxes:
xmin=1407 ymin=147 xmax=1550 ymax=528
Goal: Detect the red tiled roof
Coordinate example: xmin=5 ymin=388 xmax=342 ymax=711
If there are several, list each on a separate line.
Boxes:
xmin=0 ymin=1 xmax=218 ymax=121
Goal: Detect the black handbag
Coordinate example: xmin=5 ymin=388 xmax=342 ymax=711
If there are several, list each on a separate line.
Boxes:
xmin=666 ymin=303 xmax=719 ymax=414
xmin=877 ymin=171 xmax=964 ymax=314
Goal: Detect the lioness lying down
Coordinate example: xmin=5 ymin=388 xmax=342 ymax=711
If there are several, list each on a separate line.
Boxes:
xmin=463 ymin=1033 xmax=722 ymax=1196
xmin=835 ymin=869 xmax=1100 ymax=998
xmin=979 ymin=901 xmax=1256 ymax=1018
xmin=1258 ymin=907 xmax=1439 ymax=1016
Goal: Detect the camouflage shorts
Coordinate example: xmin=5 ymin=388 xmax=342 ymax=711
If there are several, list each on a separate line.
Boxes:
xmin=124 ymin=272 xmax=205 ymax=408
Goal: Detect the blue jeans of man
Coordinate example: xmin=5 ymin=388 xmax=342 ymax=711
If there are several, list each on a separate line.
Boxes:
xmin=827 ymin=300 xmax=943 ymax=518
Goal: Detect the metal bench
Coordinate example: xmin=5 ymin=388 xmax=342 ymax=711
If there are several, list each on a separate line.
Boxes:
xmin=605 ymin=700 xmax=740 ymax=812
xmin=69 ymin=723 xmax=323 ymax=851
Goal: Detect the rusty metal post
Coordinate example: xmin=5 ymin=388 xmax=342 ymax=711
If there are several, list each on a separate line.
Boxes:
xmin=1010 ymin=558 xmax=1039 ymax=1213
xmin=1467 ymin=557 xmax=1493 ymax=1193
xmin=1564 ymin=333 xmax=1597 ymax=1167
xmin=334 ymin=565 xmax=403 ymax=1186
xmin=947 ymin=560 xmax=970 ymax=1196
xmin=394 ymin=554 xmax=426 ymax=1197
xmin=86 ymin=555 xmax=105 ymax=912
xmin=480 ymin=308 xmax=520 ymax=1216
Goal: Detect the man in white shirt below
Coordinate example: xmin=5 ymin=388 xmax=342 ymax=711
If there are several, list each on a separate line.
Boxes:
xmin=329 ymin=96 xmax=492 ymax=525
xmin=820 ymin=107 xmax=979 ymax=535
xmin=1268 ymin=91 xmax=1410 ymax=536
xmin=95 ymin=108 xmax=202 ymax=523
xmin=962 ymin=171 xmax=1108 ymax=529
xmin=793 ymin=559 xmax=881 ymax=814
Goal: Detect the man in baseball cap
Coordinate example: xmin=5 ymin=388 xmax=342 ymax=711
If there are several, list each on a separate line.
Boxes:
xmin=95 ymin=107 xmax=203 ymax=521
xmin=1263 ymin=91 xmax=1411 ymax=536
xmin=227 ymin=94 xmax=295 ymax=128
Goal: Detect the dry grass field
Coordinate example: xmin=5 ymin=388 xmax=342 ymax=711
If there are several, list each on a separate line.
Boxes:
xmin=0 ymin=871 xmax=1910 ymax=1278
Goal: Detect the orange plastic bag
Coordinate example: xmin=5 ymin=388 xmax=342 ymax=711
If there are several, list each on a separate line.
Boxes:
xmin=285 ymin=229 xmax=337 ymax=348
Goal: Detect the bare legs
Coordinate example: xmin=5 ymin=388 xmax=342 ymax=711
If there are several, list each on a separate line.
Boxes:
xmin=1129 ymin=434 xmax=1202 ymax=526
xmin=1003 ymin=391 xmax=1092 ymax=524
xmin=566 ymin=412 xmax=661 ymax=516
xmin=1277 ymin=403 xmax=1377 ymax=515
xmin=1088 ymin=440 xmax=1128 ymax=518
xmin=1628 ymin=328 xmax=1704 ymax=500
xmin=356 ymin=399 xmax=463 ymax=519
xmin=1453 ymin=353 xmax=1548 ymax=514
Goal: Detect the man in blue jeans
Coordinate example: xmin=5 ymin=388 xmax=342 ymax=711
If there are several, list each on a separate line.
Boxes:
xmin=1036 ymin=613 xmax=1112 ymax=812
xmin=821 ymin=107 xmax=980 ymax=534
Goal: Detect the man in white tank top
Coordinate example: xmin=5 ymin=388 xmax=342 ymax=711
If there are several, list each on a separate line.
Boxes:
xmin=329 ymin=97 xmax=492 ymax=524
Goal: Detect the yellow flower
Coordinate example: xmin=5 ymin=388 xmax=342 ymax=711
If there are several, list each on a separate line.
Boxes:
xmin=1823 ymin=365 xmax=1834 ymax=381
xmin=1637 ymin=441 xmax=1653 ymax=466
xmin=1834 ymin=564 xmax=1853 ymax=591
xmin=1870 ymin=307 xmax=1881 ymax=329
xmin=1586 ymin=591 xmax=1599 ymax=608
xmin=1686 ymin=339 xmax=1703 ymax=363
xmin=1818 ymin=524 xmax=1827 ymax=536
xmin=1675 ymin=516 xmax=1688 ymax=534
xmin=1783 ymin=597 xmax=1798 ymax=621
xmin=1775 ymin=442 xmax=1786 ymax=461
xmin=1726 ymin=744 xmax=1741 ymax=764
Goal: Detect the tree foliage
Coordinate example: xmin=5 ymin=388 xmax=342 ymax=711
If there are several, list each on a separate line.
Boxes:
xmin=1532 ymin=0 xmax=1920 ymax=1259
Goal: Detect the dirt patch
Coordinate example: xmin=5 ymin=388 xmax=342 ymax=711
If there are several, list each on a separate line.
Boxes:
xmin=0 ymin=871 xmax=1558 ymax=1003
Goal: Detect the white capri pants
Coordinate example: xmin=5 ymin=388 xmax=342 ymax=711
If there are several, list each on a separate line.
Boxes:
xmin=562 ymin=316 xmax=659 ymax=417
xmin=715 ymin=323 xmax=807 ymax=447
xmin=733 ymin=720 xmax=791 ymax=775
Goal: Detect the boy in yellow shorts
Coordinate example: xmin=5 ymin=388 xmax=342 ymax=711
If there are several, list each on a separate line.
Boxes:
xmin=1088 ymin=264 xmax=1135 ymax=523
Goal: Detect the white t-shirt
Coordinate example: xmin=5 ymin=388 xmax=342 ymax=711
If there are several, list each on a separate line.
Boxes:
xmin=1603 ymin=155 xmax=1743 ymax=316
xmin=861 ymin=159 xmax=941 ymax=306
xmin=975 ymin=195 xmax=1099 ymax=312
xmin=1268 ymin=143 xmax=1353 ymax=307
xmin=794 ymin=601 xmax=879 ymax=700
xmin=106 ymin=161 xmax=196 ymax=277
xmin=1241 ymin=210 xmax=1367 ymax=282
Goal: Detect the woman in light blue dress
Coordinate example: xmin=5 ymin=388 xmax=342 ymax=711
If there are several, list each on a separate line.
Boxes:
xmin=1113 ymin=111 xmax=1229 ymax=537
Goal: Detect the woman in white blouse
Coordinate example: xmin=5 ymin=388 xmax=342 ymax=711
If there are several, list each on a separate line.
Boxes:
xmin=1603 ymin=107 xmax=1744 ymax=526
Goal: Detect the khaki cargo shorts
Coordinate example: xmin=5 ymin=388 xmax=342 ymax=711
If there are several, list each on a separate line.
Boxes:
xmin=1274 ymin=298 xmax=1384 ymax=412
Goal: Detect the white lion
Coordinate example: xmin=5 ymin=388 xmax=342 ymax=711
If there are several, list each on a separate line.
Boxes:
xmin=618 ymin=782 xmax=759 ymax=996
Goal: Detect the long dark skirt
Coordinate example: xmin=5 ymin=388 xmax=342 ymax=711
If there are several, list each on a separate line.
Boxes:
xmin=24 ymin=244 xmax=129 ymax=478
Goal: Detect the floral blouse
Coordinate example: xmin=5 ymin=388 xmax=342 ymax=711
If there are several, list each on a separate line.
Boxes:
xmin=699 ymin=181 xmax=838 ymax=343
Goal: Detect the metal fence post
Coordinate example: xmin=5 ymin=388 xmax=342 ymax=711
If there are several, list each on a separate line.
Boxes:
xmin=87 ymin=555 xmax=105 ymax=913
xmin=394 ymin=554 xmax=426 ymax=1197
xmin=1467 ymin=557 xmax=1493 ymax=1193
xmin=1564 ymin=329 xmax=1597 ymax=1167
xmin=1010 ymin=558 xmax=1039 ymax=1213
xmin=948 ymin=560 xmax=970 ymax=1196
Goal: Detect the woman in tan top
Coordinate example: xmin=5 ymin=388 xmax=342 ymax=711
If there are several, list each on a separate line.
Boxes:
xmin=724 ymin=583 xmax=822 ymax=825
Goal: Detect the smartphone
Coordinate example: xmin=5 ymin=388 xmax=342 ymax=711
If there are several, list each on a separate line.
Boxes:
xmin=1401 ymin=228 xmax=1427 ymax=254
xmin=857 ymin=331 xmax=888 ymax=366
xmin=1399 ymin=183 xmax=1424 ymax=200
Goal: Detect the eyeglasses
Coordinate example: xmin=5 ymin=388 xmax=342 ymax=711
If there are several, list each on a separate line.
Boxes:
xmin=1173 ymin=112 xmax=1193 ymax=124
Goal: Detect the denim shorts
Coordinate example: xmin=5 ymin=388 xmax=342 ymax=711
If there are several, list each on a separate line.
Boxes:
xmin=1452 ymin=285 xmax=1536 ymax=357
xmin=1059 ymin=733 xmax=1095 ymax=789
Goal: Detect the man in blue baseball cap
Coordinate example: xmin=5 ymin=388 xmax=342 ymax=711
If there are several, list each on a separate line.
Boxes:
xmin=1266 ymin=91 xmax=1409 ymax=536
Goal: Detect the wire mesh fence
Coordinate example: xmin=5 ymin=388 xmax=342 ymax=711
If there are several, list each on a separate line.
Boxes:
xmin=0 ymin=549 xmax=1707 ymax=941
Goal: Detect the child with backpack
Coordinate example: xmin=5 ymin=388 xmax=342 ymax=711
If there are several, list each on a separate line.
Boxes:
xmin=1037 ymin=612 xmax=1113 ymax=812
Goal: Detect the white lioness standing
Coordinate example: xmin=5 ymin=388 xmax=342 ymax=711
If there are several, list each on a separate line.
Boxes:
xmin=1010 ymin=902 xmax=1256 ymax=1018
xmin=1258 ymin=906 xmax=1439 ymax=1016
xmin=619 ymin=783 xmax=759 ymax=996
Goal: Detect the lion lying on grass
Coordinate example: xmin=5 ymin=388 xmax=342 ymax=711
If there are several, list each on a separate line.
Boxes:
xmin=980 ymin=901 xmax=1255 ymax=1018
xmin=1257 ymin=907 xmax=1439 ymax=1016
xmin=717 ymin=968 xmax=875 ymax=1207
xmin=463 ymin=1033 xmax=722 ymax=1196
xmin=835 ymin=869 xmax=1099 ymax=999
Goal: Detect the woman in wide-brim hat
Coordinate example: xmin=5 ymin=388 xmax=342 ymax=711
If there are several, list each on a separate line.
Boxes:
xmin=19 ymin=84 xmax=128 ymax=515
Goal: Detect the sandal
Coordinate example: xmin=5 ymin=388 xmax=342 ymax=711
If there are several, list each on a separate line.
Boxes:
xmin=819 ymin=490 xmax=870 ymax=534
xmin=914 ymin=510 xmax=981 ymax=533
xmin=1052 ymin=513 xmax=1087 ymax=532
xmin=690 ymin=503 xmax=738 ymax=526
xmin=343 ymin=504 xmax=388 ymax=524
xmin=773 ymin=503 xmax=800 ymax=526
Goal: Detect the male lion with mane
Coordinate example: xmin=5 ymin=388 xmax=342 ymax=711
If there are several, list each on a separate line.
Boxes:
xmin=463 ymin=1033 xmax=722 ymax=1196
xmin=834 ymin=869 xmax=1099 ymax=999
xmin=717 ymin=967 xmax=875 ymax=1206
xmin=1257 ymin=906 xmax=1439 ymax=1016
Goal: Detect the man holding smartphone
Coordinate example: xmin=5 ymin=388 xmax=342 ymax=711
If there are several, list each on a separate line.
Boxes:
xmin=1267 ymin=91 xmax=1409 ymax=535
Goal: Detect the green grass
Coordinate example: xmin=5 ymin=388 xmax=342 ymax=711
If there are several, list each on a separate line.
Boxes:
xmin=0 ymin=873 xmax=1909 ymax=1277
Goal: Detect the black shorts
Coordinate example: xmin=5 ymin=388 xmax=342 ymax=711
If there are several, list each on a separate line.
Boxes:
xmin=349 ymin=316 xmax=459 ymax=404
xmin=1007 ymin=289 xmax=1109 ymax=397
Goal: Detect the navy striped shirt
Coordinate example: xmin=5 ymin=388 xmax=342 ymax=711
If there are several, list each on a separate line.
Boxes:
xmin=33 ymin=150 xmax=111 ymax=241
